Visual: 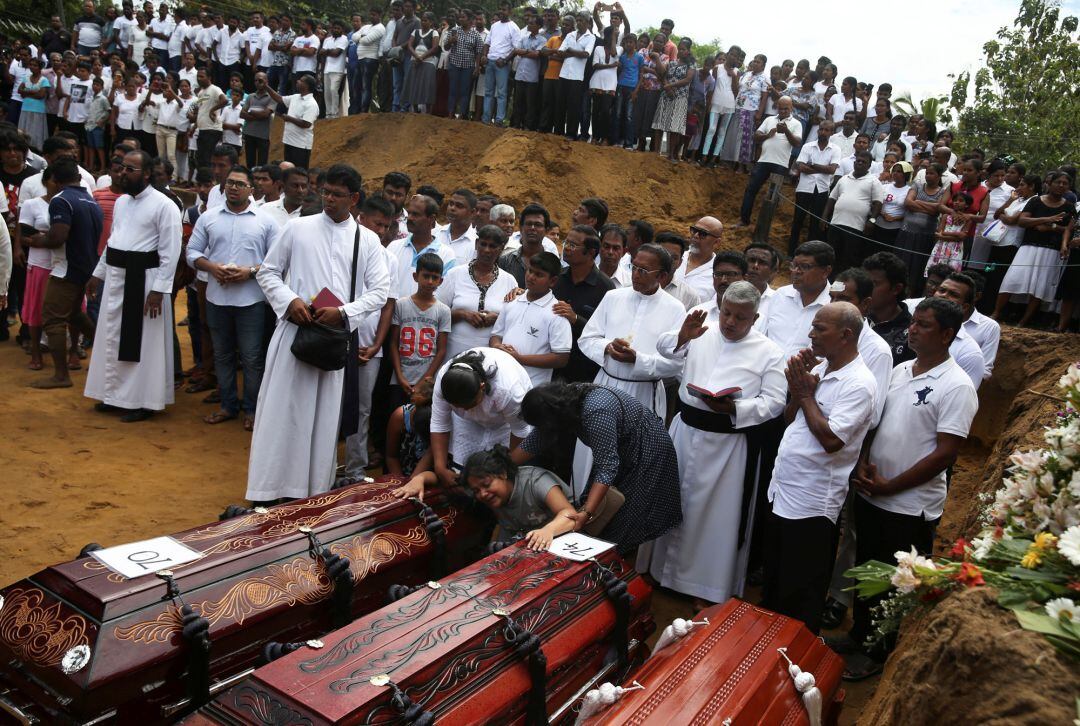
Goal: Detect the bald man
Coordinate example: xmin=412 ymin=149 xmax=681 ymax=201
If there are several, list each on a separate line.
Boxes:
xmin=763 ymin=301 xmax=878 ymax=633
xmin=673 ymin=215 xmax=723 ymax=301
xmin=737 ymin=96 xmax=802 ymax=228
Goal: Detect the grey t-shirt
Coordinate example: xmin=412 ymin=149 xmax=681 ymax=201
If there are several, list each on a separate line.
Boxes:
xmin=495 ymin=467 xmax=572 ymax=540
xmin=393 ymin=16 xmax=420 ymax=47
xmin=393 ymin=295 xmax=452 ymax=385
xmin=242 ymin=91 xmax=273 ymax=139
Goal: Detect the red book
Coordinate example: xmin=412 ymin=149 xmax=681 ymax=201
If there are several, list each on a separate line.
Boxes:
xmin=685 ymin=384 xmax=742 ymax=400
xmin=311 ymin=287 xmax=344 ymax=309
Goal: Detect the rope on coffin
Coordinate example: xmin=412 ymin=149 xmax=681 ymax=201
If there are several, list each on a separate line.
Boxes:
xmin=387 ymin=580 xmax=443 ymax=605
xmin=493 ymin=608 xmax=548 ymax=726
xmin=157 ymin=570 xmax=212 ymax=707
xmin=409 ymin=497 xmax=448 ymax=579
xmin=777 ymin=647 xmax=823 ymax=726
xmin=260 ymin=637 xmax=326 ymax=665
xmin=218 ymin=504 xmax=254 ymax=520
xmin=590 ymin=558 xmax=634 ymax=669
xmin=299 ymin=526 xmax=354 ymax=629
xmin=571 ymin=615 xmax=707 ymax=724
xmin=368 ymin=675 xmax=435 ymax=726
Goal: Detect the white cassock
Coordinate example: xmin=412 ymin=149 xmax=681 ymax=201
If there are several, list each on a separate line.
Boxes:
xmin=84 ymin=186 xmax=181 ymax=410
xmin=430 ymin=346 xmax=533 ymax=465
xmin=573 ymin=286 xmax=686 ymax=491
xmin=246 ymin=214 xmax=390 ymax=502
xmin=643 ymin=325 xmax=787 ymax=602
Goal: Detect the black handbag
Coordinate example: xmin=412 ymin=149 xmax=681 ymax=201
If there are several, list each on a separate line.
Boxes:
xmin=289 ymin=226 xmax=359 ymax=371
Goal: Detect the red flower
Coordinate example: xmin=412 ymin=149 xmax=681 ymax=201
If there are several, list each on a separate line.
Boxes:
xmin=953 ymin=562 xmax=985 ymax=588
xmin=920 ymin=587 xmax=946 ymax=602
xmin=1068 ymin=581 xmax=1080 ymax=592
xmin=950 ymin=538 xmax=970 ymax=560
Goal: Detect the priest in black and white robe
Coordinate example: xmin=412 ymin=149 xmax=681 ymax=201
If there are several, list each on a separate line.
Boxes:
xmin=84 ymin=151 xmax=182 ymax=421
xmin=246 ymin=165 xmax=390 ymax=503
xmin=644 ymin=281 xmax=787 ymax=603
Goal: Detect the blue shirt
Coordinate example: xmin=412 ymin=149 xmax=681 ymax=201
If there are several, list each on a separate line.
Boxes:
xmin=186 ymin=203 xmax=278 ymax=307
xmin=347 ymin=33 xmax=359 ymax=71
xmin=50 ymin=186 xmax=102 ymax=285
xmin=617 ymin=50 xmax=643 ymax=88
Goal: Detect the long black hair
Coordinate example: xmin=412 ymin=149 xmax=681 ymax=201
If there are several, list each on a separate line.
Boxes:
xmin=440 ymin=350 xmax=496 ymax=406
xmin=461 ymin=444 xmax=517 ymax=486
xmin=519 ymin=383 xmax=593 ymax=479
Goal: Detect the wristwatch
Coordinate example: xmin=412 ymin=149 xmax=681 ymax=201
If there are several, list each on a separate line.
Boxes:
xmin=868 ymin=217 xmax=878 ymax=225
xmin=248 ymin=266 xmax=257 ymax=278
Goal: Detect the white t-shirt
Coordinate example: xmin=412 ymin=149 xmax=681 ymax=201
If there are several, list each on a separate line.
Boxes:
xmin=281 ymin=93 xmax=319 ymax=149
xmin=113 ymin=92 xmax=144 ymax=130
xmin=64 ymin=78 xmax=94 ymax=123
xmin=291 ymin=34 xmax=319 ymax=74
xmin=490 ymin=290 xmax=573 ymax=387
xmin=156 ymin=96 xmax=182 ymax=128
xmin=150 ymin=16 xmax=175 ymax=50
xmin=878 ymin=182 xmax=909 ymax=230
xmin=167 ymin=20 xmax=188 ymax=57
xmin=795 ymin=141 xmax=841 ymax=194
xmin=244 ymin=25 xmax=272 ymax=64
xmin=178 ymin=66 xmax=198 ymax=90
xmin=863 ymin=358 xmax=978 ymax=520
xmin=588 ymin=46 xmax=617 ymax=91
xmin=830 ymin=94 xmax=863 ymax=123
xmin=322 ymin=34 xmax=349 ymax=73
xmin=19 ymin=196 xmax=53 ymax=269
xmin=558 ymin=30 xmax=595 ymax=81
xmin=437 ymin=265 xmax=520 ymax=358
xmin=829 ymin=173 xmax=885 ymax=230
xmin=218 ymin=28 xmax=244 ymax=66
xmin=221 ymin=103 xmax=244 ymax=146
xmin=113 ymin=15 xmax=137 ymax=50
xmin=756 ymin=115 xmax=801 ymax=167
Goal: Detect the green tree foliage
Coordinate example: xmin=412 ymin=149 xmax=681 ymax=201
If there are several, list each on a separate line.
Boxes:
xmin=948 ymin=0 xmax=1079 ymax=172
xmin=892 ymin=93 xmax=952 ymax=128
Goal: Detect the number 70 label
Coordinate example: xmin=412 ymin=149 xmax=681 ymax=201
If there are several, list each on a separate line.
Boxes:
xmin=90 ymin=536 xmax=202 ymax=579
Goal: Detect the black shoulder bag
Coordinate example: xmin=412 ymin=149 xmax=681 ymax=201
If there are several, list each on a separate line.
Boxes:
xmin=289 ymin=225 xmax=359 ymax=371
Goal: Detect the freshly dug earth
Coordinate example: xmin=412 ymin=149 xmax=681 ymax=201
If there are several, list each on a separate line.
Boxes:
xmin=272 ymin=113 xmax=795 ymax=246
xmin=858 ymin=587 xmax=1080 ymax=725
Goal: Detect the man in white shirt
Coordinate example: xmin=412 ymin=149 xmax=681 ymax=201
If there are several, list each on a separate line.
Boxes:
xmin=832 ymin=110 xmax=859 ymax=158
xmin=743 ymin=242 xmax=780 ymax=323
xmin=914 ymin=146 xmax=959 ymax=188
xmin=352 ymin=7 xmax=385 ymax=113
xmin=480 ymin=5 xmax=520 ymax=126
xmin=289 ymin=18 xmax=320 ymax=86
xmin=386 ymin=194 xmax=459 ymax=299
xmin=147 ymin=2 xmax=175 ymax=69
xmin=112 ymin=2 xmax=137 ymax=56
xmin=257 ymin=166 xmax=308 ymax=228
xmin=215 ymin=15 xmax=244 ymax=89
xmin=556 ymin=13 xmax=595 ymax=140
xmin=243 ymin=11 xmax=272 ymax=77
xmin=830 ymin=268 xmax=895 ymax=425
xmin=790 ymin=119 xmax=840 ymax=254
xmin=763 ymin=301 xmax=878 ymax=634
xmin=436 ymin=188 xmax=479 ymax=263
xmin=194 ymin=67 xmax=227 ymax=169
xmin=960 ymin=273 xmax=1001 ymax=377
xmin=934 ymin=272 xmax=992 ymax=385
xmin=84 ymin=150 xmax=182 ymax=423
xmin=265 ymin=76 xmax=319 ymax=169
xmin=673 ymin=216 xmax=723 ymax=302
xmin=758 ymin=240 xmax=833 ymax=356
xmin=825 ymin=150 xmax=883 ymax=271
xmin=320 ymin=20 xmax=349 ymax=119
xmin=738 ymin=96 xmax=802 ymax=228
xmin=843 ymin=297 xmax=977 ymax=674
xmin=166 ymin=7 xmax=188 ymax=72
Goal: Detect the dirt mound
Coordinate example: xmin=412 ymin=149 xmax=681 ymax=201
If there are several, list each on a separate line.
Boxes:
xmin=858 ymin=587 xmax=1080 ymax=725
xmin=937 ymin=328 xmax=1080 ymax=550
xmin=275 ymin=113 xmax=793 ymax=248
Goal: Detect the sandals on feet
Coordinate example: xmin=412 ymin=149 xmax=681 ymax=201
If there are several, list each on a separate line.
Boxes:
xmin=243 ymin=415 xmax=255 ymax=431
xmin=204 ymin=410 xmax=237 ymax=425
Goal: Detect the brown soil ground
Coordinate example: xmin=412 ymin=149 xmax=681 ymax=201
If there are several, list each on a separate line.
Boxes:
xmin=4 ymin=114 xmax=1078 ymax=722
xmin=272 ymin=112 xmax=795 ymax=249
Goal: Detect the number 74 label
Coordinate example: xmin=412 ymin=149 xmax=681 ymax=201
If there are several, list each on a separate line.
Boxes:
xmin=90 ymin=536 xmax=202 ymax=579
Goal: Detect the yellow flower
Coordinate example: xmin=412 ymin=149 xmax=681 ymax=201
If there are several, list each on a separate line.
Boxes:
xmin=1021 ymin=549 xmax=1043 ymax=569
xmin=1034 ymin=532 xmax=1059 ymax=551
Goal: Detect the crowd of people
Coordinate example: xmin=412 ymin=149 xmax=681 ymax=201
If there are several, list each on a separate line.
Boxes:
xmin=0 ymin=0 xmax=1076 ymax=687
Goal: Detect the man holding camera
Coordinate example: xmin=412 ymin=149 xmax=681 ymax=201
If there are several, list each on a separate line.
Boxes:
xmin=736 ymin=95 xmax=801 ymax=229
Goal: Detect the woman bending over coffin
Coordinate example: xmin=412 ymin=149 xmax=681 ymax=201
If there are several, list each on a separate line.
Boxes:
xmin=396 ymin=444 xmax=578 ymax=550
xmin=510 ymin=382 xmax=682 ymax=553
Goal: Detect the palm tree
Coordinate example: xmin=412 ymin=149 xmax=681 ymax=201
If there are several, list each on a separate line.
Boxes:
xmin=893 ymin=93 xmax=951 ymax=126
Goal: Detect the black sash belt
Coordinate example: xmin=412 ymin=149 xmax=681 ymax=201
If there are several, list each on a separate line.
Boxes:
xmin=105 ymin=247 xmax=160 ymax=362
xmin=679 ymin=404 xmax=765 ymax=547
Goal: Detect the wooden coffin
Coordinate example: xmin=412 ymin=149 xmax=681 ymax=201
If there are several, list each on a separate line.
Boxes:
xmin=0 ymin=477 xmax=493 ymax=725
xmin=577 ymin=599 xmax=846 ymax=725
xmin=184 ymin=541 xmax=655 ymax=726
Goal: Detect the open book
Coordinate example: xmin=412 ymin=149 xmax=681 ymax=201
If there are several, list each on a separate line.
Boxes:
xmin=685 ymin=384 xmax=743 ymax=401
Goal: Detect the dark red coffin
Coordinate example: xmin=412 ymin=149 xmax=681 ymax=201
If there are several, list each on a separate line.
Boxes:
xmin=0 ymin=477 xmax=492 ymax=724
xmin=576 ymin=599 xmax=845 ymax=725
xmin=184 ymin=541 xmax=655 ymax=726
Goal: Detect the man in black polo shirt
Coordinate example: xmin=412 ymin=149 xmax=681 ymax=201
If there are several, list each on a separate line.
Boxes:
xmin=553 ymin=224 xmax=614 ymax=383
xmin=31 ymin=159 xmax=102 ymax=389
xmin=863 ymin=251 xmax=915 ymax=366
xmin=498 ymin=202 xmax=551 ymax=287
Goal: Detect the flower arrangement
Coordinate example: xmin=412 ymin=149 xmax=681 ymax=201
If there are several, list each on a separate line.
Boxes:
xmin=847 ymin=362 xmax=1080 ymax=659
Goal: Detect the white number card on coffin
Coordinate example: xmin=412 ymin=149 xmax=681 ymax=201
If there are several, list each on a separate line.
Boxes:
xmin=547 ymin=533 xmax=616 ymax=562
xmin=90 ymin=536 xmax=202 ymax=578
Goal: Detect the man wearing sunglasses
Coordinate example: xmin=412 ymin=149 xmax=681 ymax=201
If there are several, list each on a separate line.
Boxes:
xmin=673 ymin=216 xmax=723 ymax=301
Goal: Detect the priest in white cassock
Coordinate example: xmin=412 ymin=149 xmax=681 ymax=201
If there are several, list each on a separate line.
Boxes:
xmin=643 ymin=282 xmax=787 ymax=604
xmin=246 ymin=164 xmax=390 ymax=504
xmin=574 ymin=242 xmax=686 ymax=492
xmin=85 ymin=150 xmax=182 ymax=423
